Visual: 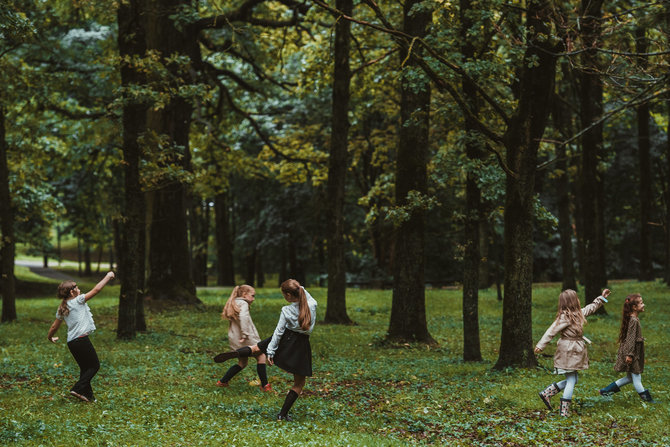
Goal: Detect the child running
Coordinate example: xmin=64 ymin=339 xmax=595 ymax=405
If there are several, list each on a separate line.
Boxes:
xmin=534 ymin=288 xmax=610 ymax=416
xmin=214 ymin=279 xmax=317 ymax=421
xmin=599 ymin=293 xmax=654 ymax=402
xmin=217 ymin=285 xmax=271 ymax=391
xmin=46 ymin=271 xmax=115 ymax=402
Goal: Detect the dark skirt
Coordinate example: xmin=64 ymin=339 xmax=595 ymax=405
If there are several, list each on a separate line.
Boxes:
xmin=257 ymin=330 xmax=312 ymax=377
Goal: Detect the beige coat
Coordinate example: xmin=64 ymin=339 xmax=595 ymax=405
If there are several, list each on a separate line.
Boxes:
xmin=614 ymin=315 xmax=644 ymax=374
xmin=227 ymin=299 xmax=261 ymax=350
xmin=536 ymin=296 xmax=606 ymax=371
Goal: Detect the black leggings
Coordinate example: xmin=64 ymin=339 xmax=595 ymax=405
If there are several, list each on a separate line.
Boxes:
xmin=67 ymin=336 xmax=100 ymax=400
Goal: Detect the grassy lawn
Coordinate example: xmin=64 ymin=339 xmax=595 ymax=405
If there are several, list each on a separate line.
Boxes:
xmin=1 ymin=276 xmax=668 ymax=446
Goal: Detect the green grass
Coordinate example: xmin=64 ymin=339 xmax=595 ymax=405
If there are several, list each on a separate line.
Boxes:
xmin=1 ymin=277 xmax=669 ymax=446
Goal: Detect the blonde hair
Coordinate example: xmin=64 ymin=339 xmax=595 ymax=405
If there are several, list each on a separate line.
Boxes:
xmin=221 ymin=285 xmax=254 ymax=321
xmin=280 ymin=279 xmax=311 ymax=331
xmin=555 ymin=289 xmax=586 ymax=327
xmin=56 ymin=280 xmax=77 ymax=317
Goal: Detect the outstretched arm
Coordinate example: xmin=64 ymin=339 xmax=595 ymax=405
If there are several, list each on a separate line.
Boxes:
xmin=47 ymin=319 xmax=62 ymax=343
xmin=84 ymin=271 xmax=115 ymax=301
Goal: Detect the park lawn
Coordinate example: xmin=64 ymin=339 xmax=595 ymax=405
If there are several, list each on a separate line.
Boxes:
xmin=1 ymin=279 xmax=669 ymax=446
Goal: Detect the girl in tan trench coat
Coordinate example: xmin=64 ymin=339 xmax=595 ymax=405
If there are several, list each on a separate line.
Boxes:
xmin=534 ymin=288 xmax=610 ymax=416
xmin=599 ymin=293 xmax=654 ymax=402
xmin=217 ymin=285 xmax=272 ymax=391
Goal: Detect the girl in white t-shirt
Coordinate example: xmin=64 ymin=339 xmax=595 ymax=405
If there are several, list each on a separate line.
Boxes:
xmin=47 ymin=271 xmax=115 ymax=402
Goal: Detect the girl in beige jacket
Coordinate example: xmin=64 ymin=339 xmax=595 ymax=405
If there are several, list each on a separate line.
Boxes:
xmin=216 ymin=285 xmax=271 ymax=391
xmin=534 ymin=288 xmax=610 ymax=416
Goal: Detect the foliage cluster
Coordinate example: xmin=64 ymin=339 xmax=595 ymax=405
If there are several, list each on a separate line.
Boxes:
xmin=1 ymin=277 xmax=669 ymax=446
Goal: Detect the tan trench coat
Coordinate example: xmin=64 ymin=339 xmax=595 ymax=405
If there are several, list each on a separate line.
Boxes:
xmin=614 ymin=315 xmax=645 ymax=374
xmin=535 ymin=296 xmax=606 ymax=371
xmin=227 ymin=299 xmax=261 ymax=350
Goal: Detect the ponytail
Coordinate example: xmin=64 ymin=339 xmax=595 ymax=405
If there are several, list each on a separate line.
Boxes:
xmin=297 ymin=287 xmax=311 ymax=331
xmin=56 ymin=280 xmax=76 ymax=317
xmin=619 ymin=294 xmax=641 ymax=343
xmin=221 ymin=285 xmax=254 ymax=321
xmin=280 ymin=279 xmax=311 ymax=331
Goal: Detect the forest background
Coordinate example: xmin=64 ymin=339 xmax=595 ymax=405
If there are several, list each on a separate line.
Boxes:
xmin=2 ymin=0 xmax=670 ymax=368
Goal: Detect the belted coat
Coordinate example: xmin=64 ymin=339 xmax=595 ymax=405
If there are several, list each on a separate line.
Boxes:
xmin=535 ymin=296 xmax=606 ymax=371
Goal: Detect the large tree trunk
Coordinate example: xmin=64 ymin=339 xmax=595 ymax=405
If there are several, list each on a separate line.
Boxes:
xmin=460 ymin=0 xmax=482 ymax=361
xmin=387 ymin=0 xmax=434 ymax=344
xmin=636 ymin=27 xmax=653 ymax=281
xmin=117 ymin=0 xmax=147 ymax=339
xmin=215 ymin=192 xmax=235 ymax=286
xmin=0 ymin=105 xmax=16 ymax=323
xmin=495 ymin=0 xmax=557 ymax=369
xmin=144 ymin=0 xmax=199 ymax=304
xmin=324 ymin=0 xmax=353 ymax=325
xmin=579 ymin=0 xmax=607 ymax=304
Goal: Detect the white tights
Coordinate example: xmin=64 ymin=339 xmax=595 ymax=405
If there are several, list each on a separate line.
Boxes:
xmin=615 ymin=373 xmax=645 ymax=393
xmin=556 ymin=372 xmax=578 ymax=400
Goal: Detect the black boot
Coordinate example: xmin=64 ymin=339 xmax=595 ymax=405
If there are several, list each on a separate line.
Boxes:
xmin=599 ymin=381 xmax=621 ymax=396
xmin=214 ymin=346 xmax=252 ymax=363
xmin=639 ymin=390 xmax=655 ymax=403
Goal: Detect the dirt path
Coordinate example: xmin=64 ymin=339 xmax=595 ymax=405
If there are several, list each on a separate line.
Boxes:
xmin=15 ymin=260 xmax=82 ymax=281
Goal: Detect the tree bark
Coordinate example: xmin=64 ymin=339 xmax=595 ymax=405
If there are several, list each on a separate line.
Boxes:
xmin=495 ymin=0 xmax=558 ymax=369
xmin=117 ymin=0 xmax=147 ymax=339
xmin=553 ymin=62 xmax=577 ymax=291
xmin=0 ymin=105 xmax=16 ymax=322
xmin=215 ymin=192 xmax=235 ymax=286
xmin=579 ymin=0 xmax=607 ymax=304
xmin=460 ymin=0 xmax=482 ymax=361
xmin=144 ymin=0 xmax=199 ymax=304
xmin=190 ymin=199 xmax=209 ymax=286
xmin=636 ymin=27 xmax=653 ymax=281
xmin=324 ymin=0 xmax=353 ymax=325
xmin=387 ymin=0 xmax=434 ymax=344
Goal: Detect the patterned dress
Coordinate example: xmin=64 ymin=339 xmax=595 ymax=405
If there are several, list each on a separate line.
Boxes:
xmin=614 ymin=315 xmax=645 ymax=374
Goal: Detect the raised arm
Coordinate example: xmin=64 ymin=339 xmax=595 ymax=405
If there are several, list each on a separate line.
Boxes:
xmin=582 ymin=288 xmax=610 ymax=318
xmin=84 ymin=271 xmax=115 ymax=301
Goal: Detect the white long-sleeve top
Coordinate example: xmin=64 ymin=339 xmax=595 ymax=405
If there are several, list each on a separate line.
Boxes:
xmin=266 ymin=288 xmax=317 ymax=358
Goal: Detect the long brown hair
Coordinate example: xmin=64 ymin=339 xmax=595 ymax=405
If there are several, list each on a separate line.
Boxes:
xmin=281 ymin=279 xmax=311 ymax=331
xmin=618 ymin=293 xmax=641 ymax=343
xmin=221 ymin=285 xmax=254 ymax=321
xmin=555 ymin=289 xmax=586 ymax=327
xmin=57 ymin=280 xmax=77 ymax=317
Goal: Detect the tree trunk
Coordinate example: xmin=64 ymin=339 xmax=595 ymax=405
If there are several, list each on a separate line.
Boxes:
xmin=144 ymin=0 xmax=199 ymax=304
xmin=553 ymin=62 xmax=577 ymax=291
xmin=557 ymin=142 xmax=577 ymax=291
xmin=325 ymin=0 xmax=353 ymax=325
xmin=636 ymin=27 xmax=653 ymax=281
xmin=190 ymin=199 xmax=209 ymax=286
xmin=84 ymin=243 xmax=92 ymax=276
xmin=0 ymin=105 xmax=17 ymax=322
xmin=387 ymin=0 xmax=434 ymax=344
xmin=478 ymin=220 xmax=491 ymax=289
xmin=244 ymin=247 xmax=256 ymax=286
xmin=215 ymin=192 xmax=235 ymax=286
xmin=666 ymin=97 xmax=670 ymax=284
xmin=495 ymin=0 xmax=557 ymax=369
xmin=117 ymin=0 xmax=147 ymax=339
xmin=460 ymin=0 xmax=482 ymax=361
xmin=579 ymin=0 xmax=607 ymax=304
